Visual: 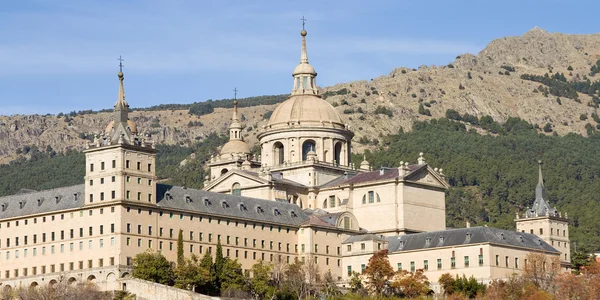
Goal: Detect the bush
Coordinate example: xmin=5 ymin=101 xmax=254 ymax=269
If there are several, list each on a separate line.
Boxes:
xmin=343 ymin=109 xmax=354 ymax=114
xmin=445 ymin=109 xmax=462 ymax=121
xmin=543 ymin=123 xmax=553 ymax=132
xmin=501 ymin=65 xmax=515 ymax=72
xmin=418 ymin=104 xmax=431 ymax=116
xmin=580 ymin=114 xmax=588 ymax=121
xmin=568 ymin=65 xmax=573 ymax=71
xmin=263 ymin=111 xmax=273 ymax=120
xmin=188 ymin=102 xmax=214 ymax=116
xmin=374 ymin=106 xmax=394 ymax=118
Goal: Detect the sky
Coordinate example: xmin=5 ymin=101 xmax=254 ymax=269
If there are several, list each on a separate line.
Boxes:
xmin=1 ymin=0 xmax=599 ymax=115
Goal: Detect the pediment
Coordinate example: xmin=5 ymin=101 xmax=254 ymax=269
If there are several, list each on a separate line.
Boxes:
xmin=204 ymin=170 xmax=268 ymax=192
xmin=404 ymin=165 xmax=449 ymax=189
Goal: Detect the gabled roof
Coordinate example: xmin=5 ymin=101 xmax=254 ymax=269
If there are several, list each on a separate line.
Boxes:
xmin=0 ymin=185 xmax=84 ymax=220
xmin=320 ymin=164 xmax=448 ymax=188
xmin=204 ymin=169 xmax=307 ymax=191
xmin=385 ymin=226 xmax=559 ymax=254
xmin=156 ymin=184 xmax=308 ymax=226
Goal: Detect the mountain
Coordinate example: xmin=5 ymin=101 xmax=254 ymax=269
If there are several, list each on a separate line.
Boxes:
xmin=2 ymin=28 xmax=600 ymax=164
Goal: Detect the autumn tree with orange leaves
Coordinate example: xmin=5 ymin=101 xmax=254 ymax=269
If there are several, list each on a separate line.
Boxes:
xmin=363 ymin=250 xmax=395 ymax=295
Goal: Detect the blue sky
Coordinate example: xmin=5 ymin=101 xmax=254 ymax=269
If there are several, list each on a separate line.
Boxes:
xmin=1 ymin=0 xmax=599 ymax=115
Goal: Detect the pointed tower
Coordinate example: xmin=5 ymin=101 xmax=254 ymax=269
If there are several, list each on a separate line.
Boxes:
xmin=84 ymin=62 xmax=157 ymax=206
xmin=515 ymin=161 xmax=570 ymax=269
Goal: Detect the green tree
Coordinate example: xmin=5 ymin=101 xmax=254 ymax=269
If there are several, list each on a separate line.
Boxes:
xmin=177 ymin=229 xmax=184 ymax=267
xmin=220 ymin=258 xmax=248 ymax=293
xmin=543 ymin=122 xmax=553 ymax=132
xmin=445 ymin=109 xmax=462 ymax=121
xmin=174 ymin=254 xmax=210 ymax=291
xmin=214 ymin=241 xmax=225 ymax=291
xmin=349 ymin=271 xmax=364 ymax=293
xmin=250 ymin=260 xmax=275 ymax=300
xmin=198 ymin=251 xmax=217 ymax=294
xmin=132 ymin=250 xmax=174 ymax=285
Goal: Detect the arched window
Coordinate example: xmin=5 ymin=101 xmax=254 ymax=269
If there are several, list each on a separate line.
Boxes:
xmin=343 ymin=217 xmax=351 ymax=230
xmin=334 ymin=142 xmax=343 ymax=165
xmin=322 ymin=200 xmax=327 ymax=208
xmin=220 ymin=168 xmax=228 ymax=175
xmin=363 ymin=191 xmax=381 ymax=204
xmin=273 ymin=142 xmax=284 ymax=165
xmin=302 ymin=140 xmax=316 ymax=161
xmin=231 ymin=183 xmax=241 ymax=196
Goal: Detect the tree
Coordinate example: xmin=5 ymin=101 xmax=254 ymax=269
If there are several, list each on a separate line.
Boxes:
xmin=214 ymin=241 xmax=225 ymax=291
xmin=363 ymin=250 xmax=395 ymax=295
xmin=285 ymin=258 xmax=309 ymax=299
xmin=543 ymin=123 xmax=552 ymax=132
xmin=418 ymin=103 xmax=431 ymax=116
xmin=132 ymin=250 xmax=174 ymax=285
xmin=250 ymin=260 xmax=275 ymax=300
xmin=321 ymin=270 xmax=341 ymax=297
xmin=349 ymin=271 xmax=364 ymax=294
xmin=571 ymin=251 xmax=590 ymax=274
xmin=220 ymin=258 xmax=248 ymax=294
xmin=390 ymin=269 xmax=430 ymax=298
xmin=198 ymin=251 xmax=217 ymax=295
xmin=174 ymin=254 xmax=210 ymax=291
xmin=177 ymin=229 xmax=184 ymax=267
xmin=522 ymin=252 xmax=561 ymax=293
xmin=446 ymin=109 xmax=462 ymax=121
xmin=15 ymin=282 xmax=112 ymax=300
xmin=438 ymin=273 xmax=455 ymax=295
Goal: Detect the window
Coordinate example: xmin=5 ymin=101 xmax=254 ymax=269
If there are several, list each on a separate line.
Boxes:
xmin=112 ymin=160 xmax=116 ymax=168
xmin=347 ymin=266 xmax=352 ymax=277
xmin=90 ymin=164 xmax=94 ymax=172
xmin=361 ymin=264 xmax=366 ymax=273
xmin=410 ymin=261 xmax=415 ymax=272
xmin=451 ymin=257 xmax=456 ymax=269
xmin=479 ymin=254 xmax=484 ymax=266
xmin=101 ymin=162 xmax=105 ymax=170
xmin=505 ymin=256 xmax=509 ymax=267
xmin=496 ymin=255 xmax=499 ymax=266
xmin=437 ymin=259 xmax=442 ymax=270
xmin=397 ymin=263 xmax=402 ymax=271
xmin=137 ymin=162 xmax=141 ymax=170
xmin=539 ymin=228 xmax=543 ymax=235
xmin=424 ymin=260 xmax=429 ymax=271
xmin=148 ymin=163 xmax=152 ymax=172
xmin=515 ymin=257 xmax=519 ymax=269
xmin=231 ymin=183 xmax=241 ymax=196
xmin=464 ymin=256 xmax=469 ymax=267
xmin=126 ymin=160 xmax=130 ymax=168
xmin=329 ymin=195 xmax=336 ymax=208
xmin=361 ymin=243 xmax=365 ymax=250
xmin=368 ymin=191 xmax=375 ymax=203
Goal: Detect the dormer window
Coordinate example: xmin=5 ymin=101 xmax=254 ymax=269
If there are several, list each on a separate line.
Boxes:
xmin=519 ymin=236 xmax=524 ymax=243
xmin=204 ymin=198 xmax=211 ymax=206
xmin=165 ymin=191 xmax=172 ymax=200
xmin=290 ymin=211 xmax=297 ymax=218
xmin=273 ymin=208 xmax=281 ymax=216
xmin=19 ymin=200 xmax=25 ymax=209
xmin=185 ymin=195 xmax=192 ymax=204
xmin=399 ymin=240 xmax=405 ymax=249
xmin=439 ymin=236 xmax=445 ymax=244
xmin=1 ymin=203 xmax=6 ymax=212
xmin=466 ymin=232 xmax=472 ymax=242
xmin=500 ymin=233 xmax=505 ymax=240
xmin=239 ymin=203 xmax=247 ymax=211
xmin=256 ymin=206 xmax=264 ymax=213
xmin=425 ymin=237 xmax=431 ymax=247
xmin=37 ymin=199 xmax=43 ymax=206
xmin=222 ymin=201 xmax=229 ymax=209
xmin=55 ymin=196 xmax=61 ymax=204
xmin=73 ymin=193 xmax=79 ymax=201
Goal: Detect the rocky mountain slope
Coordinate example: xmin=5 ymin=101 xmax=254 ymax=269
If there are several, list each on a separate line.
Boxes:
xmin=2 ymin=27 xmax=600 ymax=164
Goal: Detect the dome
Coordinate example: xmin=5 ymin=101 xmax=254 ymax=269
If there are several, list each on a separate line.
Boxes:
xmin=105 ymin=120 xmax=138 ymax=135
xmin=293 ymin=63 xmax=316 ymax=76
xmin=266 ymin=95 xmax=344 ymax=129
xmin=220 ymin=140 xmax=250 ymax=156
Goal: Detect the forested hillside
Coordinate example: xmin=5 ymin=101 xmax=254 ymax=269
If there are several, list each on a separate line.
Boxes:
xmin=355 ymin=116 xmax=600 ymax=253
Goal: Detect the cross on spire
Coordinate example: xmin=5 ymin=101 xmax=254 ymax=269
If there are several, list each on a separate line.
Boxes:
xmin=233 ymin=87 xmax=238 ymax=100
xmin=118 ymin=55 xmax=125 ymax=72
xmin=301 ymin=16 xmax=307 ymax=30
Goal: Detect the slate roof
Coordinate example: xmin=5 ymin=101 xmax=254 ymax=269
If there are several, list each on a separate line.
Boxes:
xmin=0 ymin=183 xmax=310 ymax=227
xmin=385 ymin=226 xmax=559 ymax=253
xmin=0 ymin=185 xmax=84 ymax=220
xmin=156 ymin=184 xmax=309 ymax=226
xmin=321 ymin=165 xmax=425 ymax=188
xmin=343 ymin=234 xmax=388 ymax=243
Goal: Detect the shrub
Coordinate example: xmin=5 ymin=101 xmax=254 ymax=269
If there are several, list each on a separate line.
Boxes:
xmin=543 ymin=123 xmax=553 ymax=132
xmin=263 ymin=111 xmax=273 ymax=120
xmin=343 ymin=109 xmax=354 ymax=114
xmin=447 ymin=63 xmax=455 ymax=68
xmin=445 ymin=109 xmax=462 ymax=121
xmin=501 ymin=65 xmax=515 ymax=72
xmin=580 ymin=114 xmax=588 ymax=121
xmin=568 ymin=65 xmax=574 ymax=71
xmin=374 ymin=106 xmax=394 ymax=118
xmin=418 ymin=104 xmax=431 ymax=116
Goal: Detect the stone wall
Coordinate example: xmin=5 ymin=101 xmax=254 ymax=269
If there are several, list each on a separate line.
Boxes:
xmin=120 ymin=278 xmax=215 ymax=300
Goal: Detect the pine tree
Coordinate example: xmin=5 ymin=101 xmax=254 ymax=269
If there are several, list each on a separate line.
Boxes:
xmin=177 ymin=229 xmax=184 ymax=267
xmin=214 ymin=241 xmax=225 ymax=291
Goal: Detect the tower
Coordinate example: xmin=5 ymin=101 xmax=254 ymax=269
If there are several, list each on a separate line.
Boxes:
xmin=515 ymin=161 xmax=570 ymax=268
xmin=84 ymin=65 xmax=157 ymax=206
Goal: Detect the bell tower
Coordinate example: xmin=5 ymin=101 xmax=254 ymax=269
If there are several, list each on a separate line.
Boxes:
xmin=84 ymin=61 xmax=157 ymax=206
xmin=515 ymin=161 xmax=570 ymax=268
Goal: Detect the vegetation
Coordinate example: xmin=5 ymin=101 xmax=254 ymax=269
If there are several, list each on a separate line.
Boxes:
xmin=590 ymin=59 xmax=600 ymax=76
xmin=418 ymin=103 xmax=431 ymax=116
xmin=374 ymin=106 xmax=394 ymax=118
xmin=357 ymin=116 xmax=600 ymax=253
xmin=3 ymin=282 xmax=113 ymax=300
xmin=520 ymin=73 xmax=579 ymax=100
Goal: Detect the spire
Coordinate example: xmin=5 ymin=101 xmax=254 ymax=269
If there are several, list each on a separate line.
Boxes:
xmin=291 ymin=19 xmax=318 ymax=96
xmin=228 ymin=88 xmax=242 ymax=141
xmin=536 ymin=160 xmax=546 ymax=201
xmin=114 ymin=56 xmax=129 ymax=122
